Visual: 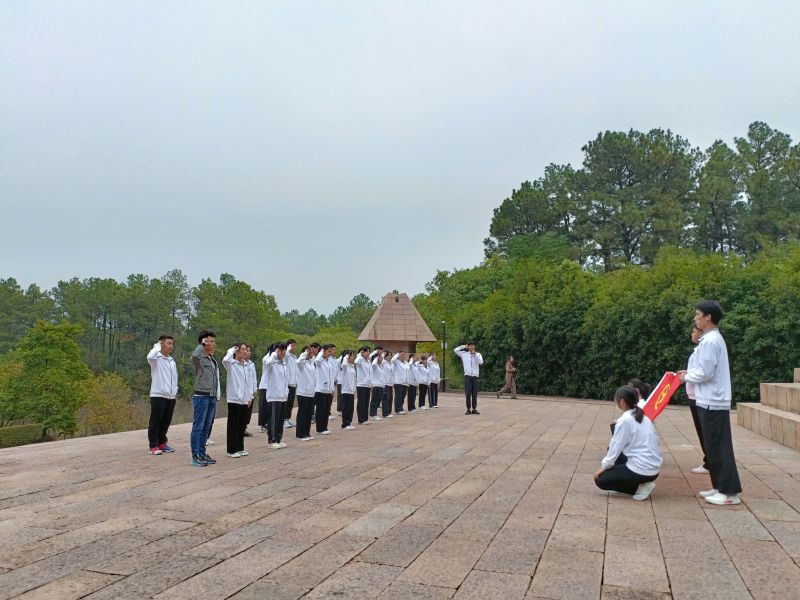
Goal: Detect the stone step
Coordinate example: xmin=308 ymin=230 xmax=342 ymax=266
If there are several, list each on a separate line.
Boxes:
xmin=795 ymin=368 xmax=800 ymax=383
xmin=759 ymin=382 xmax=800 ymax=415
xmin=738 ymin=402 xmax=800 ymax=450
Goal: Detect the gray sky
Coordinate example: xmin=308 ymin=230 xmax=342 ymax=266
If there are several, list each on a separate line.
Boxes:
xmin=2 ymin=1 xmax=799 ymax=314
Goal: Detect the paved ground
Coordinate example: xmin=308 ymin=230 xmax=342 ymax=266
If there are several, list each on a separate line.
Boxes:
xmin=1 ymin=392 xmax=800 ymax=600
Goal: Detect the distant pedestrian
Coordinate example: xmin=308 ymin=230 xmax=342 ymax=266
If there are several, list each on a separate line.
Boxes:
xmin=496 ymin=355 xmax=517 ymax=399
xmin=146 ymin=335 xmax=178 ymax=455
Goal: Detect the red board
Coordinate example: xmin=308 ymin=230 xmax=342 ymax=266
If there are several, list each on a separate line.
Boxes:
xmin=642 ymin=372 xmax=681 ymax=421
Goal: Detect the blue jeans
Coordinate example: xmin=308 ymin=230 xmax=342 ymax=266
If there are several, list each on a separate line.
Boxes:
xmin=191 ymin=395 xmax=217 ymax=456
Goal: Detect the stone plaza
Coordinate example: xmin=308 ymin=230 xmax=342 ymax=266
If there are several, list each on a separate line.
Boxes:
xmin=1 ymin=393 xmax=799 ymax=599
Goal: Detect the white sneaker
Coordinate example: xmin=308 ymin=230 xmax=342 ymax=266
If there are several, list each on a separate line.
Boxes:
xmin=704 ymin=492 xmax=741 ymax=506
xmin=397 ymin=410 xmax=406 ymax=415
xmin=284 ymin=419 xmax=294 ymax=428
xmin=269 ymin=442 xmax=282 ymax=449
xmin=699 ymin=488 xmax=719 ymax=498
xmin=226 ymin=452 xmax=241 ymax=458
xmin=344 ymin=425 xmax=355 ymax=430
xmin=330 ymin=413 xmax=339 ymax=419
xmin=421 ymin=406 xmax=429 ymax=410
xmin=206 ymin=438 xmax=216 ymax=445
xmin=239 ymin=450 xmax=249 ymax=456
xmin=278 ymin=442 xmax=287 ymax=448
xmin=633 ymin=481 xmax=656 ymax=501
xmin=691 ymin=465 xmax=710 ymax=474
xmin=300 ymin=436 xmax=314 ymax=441
xmin=319 ymin=430 xmax=331 ymax=435
xmin=371 ymin=416 xmax=382 ymax=421
xmin=606 ymin=490 xmax=628 ymax=496
xmin=386 ymin=414 xmax=394 ymax=418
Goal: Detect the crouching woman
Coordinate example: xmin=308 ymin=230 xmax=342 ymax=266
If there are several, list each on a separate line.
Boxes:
xmin=594 ymin=386 xmax=662 ymax=501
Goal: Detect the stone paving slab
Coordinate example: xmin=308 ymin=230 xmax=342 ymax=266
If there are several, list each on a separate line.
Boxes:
xmin=1 ymin=392 xmax=800 ymax=598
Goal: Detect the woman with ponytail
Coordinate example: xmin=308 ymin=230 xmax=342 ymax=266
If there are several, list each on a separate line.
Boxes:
xmin=594 ymin=386 xmax=663 ymax=501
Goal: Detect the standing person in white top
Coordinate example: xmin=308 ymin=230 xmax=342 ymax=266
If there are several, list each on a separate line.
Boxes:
xmin=427 ymin=353 xmax=440 ymax=408
xmin=406 ymin=354 xmax=419 ymax=412
xmin=283 ymin=339 xmax=299 ymax=429
xmin=678 ymin=300 xmax=742 ymax=506
xmin=392 ymin=352 xmax=409 ymax=415
xmin=355 ymin=346 xmax=372 ymax=425
xmin=417 ymin=356 xmax=430 ymax=410
xmin=222 ymin=343 xmax=253 ymax=457
xmin=147 ymin=335 xmax=178 ymax=455
xmin=242 ymin=345 xmax=257 ymax=438
xmin=454 ymin=342 xmax=483 ymax=415
xmin=257 ymin=343 xmax=275 ymax=433
xmin=594 ymin=386 xmax=662 ymax=500
xmin=313 ymin=344 xmax=336 ymax=434
xmin=685 ymin=325 xmax=709 ymax=474
xmin=295 ymin=343 xmax=320 ymax=440
xmin=382 ymin=351 xmax=394 ymax=418
xmin=339 ymin=350 xmax=357 ymax=429
xmin=263 ymin=343 xmax=289 ymax=448
xmin=369 ymin=351 xmax=385 ymax=421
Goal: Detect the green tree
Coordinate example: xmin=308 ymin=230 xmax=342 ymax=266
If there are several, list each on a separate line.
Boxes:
xmin=328 ymin=293 xmax=377 ymax=333
xmin=1 ymin=322 xmax=92 ymax=435
xmin=691 ymin=141 xmax=743 ymax=253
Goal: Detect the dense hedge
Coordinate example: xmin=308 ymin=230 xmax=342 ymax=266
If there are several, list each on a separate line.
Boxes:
xmin=415 ymin=245 xmax=800 ymax=404
xmin=0 ymin=423 xmax=43 ymax=448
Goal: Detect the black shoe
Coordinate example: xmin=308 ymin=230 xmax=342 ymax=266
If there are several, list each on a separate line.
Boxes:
xmin=465 ymin=410 xmax=471 ymax=415
xmin=202 ymin=453 xmax=216 ymax=464
xmin=472 ymin=409 xmax=480 ymax=415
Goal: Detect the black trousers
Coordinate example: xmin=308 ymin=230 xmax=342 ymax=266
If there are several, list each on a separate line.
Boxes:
xmin=595 ymin=454 xmax=659 ymax=495
xmin=429 ymin=383 xmax=439 ymax=406
xmin=357 ymin=387 xmax=371 ymax=423
xmin=295 ymin=394 xmax=315 ymax=438
xmin=258 ymin=389 xmax=269 ymax=428
xmin=394 ymin=385 xmax=408 ymax=413
xmin=283 ymin=385 xmax=297 ymax=421
xmin=336 ymin=384 xmax=342 ymax=412
xmin=383 ymin=386 xmax=393 ymax=417
xmin=341 ymin=392 xmax=355 ymax=427
xmin=268 ymin=401 xmax=285 ymax=443
xmin=148 ymin=397 xmax=176 ymax=448
xmin=369 ymin=386 xmax=383 ymax=418
xmin=418 ymin=384 xmax=429 ymax=408
xmin=697 ymin=406 xmax=742 ymax=495
xmin=243 ymin=400 xmax=253 ymax=432
xmin=688 ymin=400 xmax=709 ymax=469
xmin=226 ymin=403 xmax=247 ymax=454
xmin=407 ymin=385 xmax=417 ymax=411
xmin=315 ymin=392 xmax=333 ymax=433
xmin=464 ymin=375 xmax=479 ymax=410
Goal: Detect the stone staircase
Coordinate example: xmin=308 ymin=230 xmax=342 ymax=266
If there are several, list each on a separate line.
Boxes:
xmin=738 ymin=368 xmax=800 ymax=450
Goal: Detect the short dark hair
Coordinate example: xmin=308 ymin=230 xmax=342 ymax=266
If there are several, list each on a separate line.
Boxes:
xmin=197 ymin=330 xmax=216 ymax=344
xmin=375 ymin=345 xmax=384 ymax=350
xmin=274 ymin=342 xmax=287 ymax=351
xmin=300 ymin=345 xmax=309 ymax=352
xmin=628 ymin=379 xmax=652 ymax=400
xmin=695 ymin=300 xmax=724 ymax=324
xmin=309 ymin=342 xmax=321 ymax=349
xmin=158 ymin=335 xmax=174 ymax=342
xmin=466 ymin=340 xmax=475 ymax=346
xmin=322 ymin=343 xmax=333 ymax=351
xmin=286 ymin=338 xmax=296 ymax=345
xmin=359 ymin=346 xmax=371 ymax=353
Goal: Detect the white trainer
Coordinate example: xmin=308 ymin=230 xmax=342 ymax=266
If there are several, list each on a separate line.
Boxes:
xmin=238 ymin=450 xmax=249 ymax=456
xmin=704 ymin=492 xmax=741 ymax=506
xmin=319 ymin=430 xmax=331 ymax=435
xmin=371 ymin=416 xmax=382 ymax=421
xmin=300 ymin=436 xmax=314 ymax=441
xmin=691 ymin=465 xmax=710 ymax=474
xmin=206 ymin=438 xmax=216 ymax=445
xmin=278 ymin=442 xmax=287 ymax=448
xmin=633 ymin=481 xmax=656 ymax=501
xmin=397 ymin=410 xmax=406 ymax=415
xmin=421 ymin=406 xmax=429 ymax=410
xmin=344 ymin=425 xmax=355 ymax=430
xmin=699 ymin=488 xmax=719 ymax=498
xmin=386 ymin=414 xmax=394 ymax=418
xmin=269 ymin=442 xmax=282 ymax=449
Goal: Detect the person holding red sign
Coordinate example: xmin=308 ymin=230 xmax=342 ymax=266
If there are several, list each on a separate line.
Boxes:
xmin=594 ymin=386 xmax=663 ymax=501
xmin=678 ymin=300 xmax=742 ymax=506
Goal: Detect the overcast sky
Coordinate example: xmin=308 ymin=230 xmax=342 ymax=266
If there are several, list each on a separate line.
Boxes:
xmin=2 ymin=1 xmax=799 ymax=314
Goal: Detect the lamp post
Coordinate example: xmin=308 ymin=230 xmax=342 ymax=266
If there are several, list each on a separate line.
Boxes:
xmin=441 ymin=321 xmax=446 ymax=391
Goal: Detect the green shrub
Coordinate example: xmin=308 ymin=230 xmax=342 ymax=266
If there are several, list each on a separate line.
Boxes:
xmin=0 ymin=423 xmax=43 ymax=448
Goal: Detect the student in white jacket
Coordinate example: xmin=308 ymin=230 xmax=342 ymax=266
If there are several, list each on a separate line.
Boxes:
xmin=678 ymin=300 xmax=742 ymax=506
xmin=223 ymin=343 xmax=253 ymax=457
xmin=313 ymin=344 xmax=337 ymax=434
xmin=427 ymin=353 xmax=440 ymax=408
xmin=369 ymin=351 xmax=385 ymax=421
xmin=354 ymin=346 xmax=372 ymax=425
xmin=392 ymin=352 xmax=409 ymax=415
xmin=147 ymin=335 xmax=178 ymax=455
xmin=594 ymin=386 xmax=662 ymax=501
xmin=243 ymin=345 xmax=257 ymax=438
xmin=454 ymin=342 xmax=483 ymax=415
xmin=264 ymin=343 xmax=289 ymax=448
xmin=382 ymin=351 xmax=394 ymax=418
xmin=417 ymin=356 xmax=431 ymax=410
xmin=295 ymin=343 xmax=320 ymax=440
xmin=283 ymin=339 xmax=299 ymax=429
xmin=685 ymin=325 xmax=709 ymax=474
xmin=406 ymin=354 xmax=419 ymax=412
xmin=339 ymin=350 xmax=357 ymax=429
